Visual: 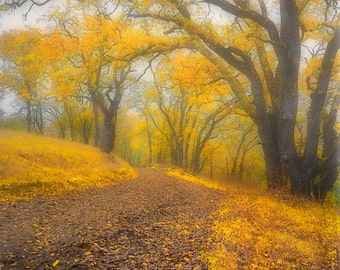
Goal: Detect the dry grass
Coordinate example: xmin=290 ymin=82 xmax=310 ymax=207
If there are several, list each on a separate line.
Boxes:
xmin=167 ymin=167 xmax=340 ymax=269
xmin=0 ymin=130 xmax=136 ymax=202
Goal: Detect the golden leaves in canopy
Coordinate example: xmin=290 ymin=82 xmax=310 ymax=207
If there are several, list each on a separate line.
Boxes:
xmin=0 ymin=29 xmax=46 ymax=99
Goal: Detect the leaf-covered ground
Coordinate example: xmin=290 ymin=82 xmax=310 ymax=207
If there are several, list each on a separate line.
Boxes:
xmin=0 ymin=167 xmax=226 ymax=269
xmin=0 ymin=130 xmax=136 ymax=203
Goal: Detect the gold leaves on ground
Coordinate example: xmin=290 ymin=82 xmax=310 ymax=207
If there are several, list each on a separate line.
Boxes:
xmin=166 ymin=167 xmax=227 ymax=191
xmin=0 ymin=130 xmax=136 ymax=202
xmin=168 ymin=167 xmax=339 ymax=269
xmin=204 ymin=190 xmax=340 ymax=269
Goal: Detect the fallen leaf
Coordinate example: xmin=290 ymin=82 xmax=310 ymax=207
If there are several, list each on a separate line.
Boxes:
xmin=52 ymin=260 xmax=61 ymax=267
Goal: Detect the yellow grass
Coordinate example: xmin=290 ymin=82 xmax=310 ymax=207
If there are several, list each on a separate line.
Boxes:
xmin=0 ymin=130 xmax=137 ymax=202
xmin=167 ymin=167 xmax=340 ymax=269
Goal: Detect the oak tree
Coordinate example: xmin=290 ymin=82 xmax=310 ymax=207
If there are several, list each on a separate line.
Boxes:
xmin=128 ymin=0 xmax=339 ymax=200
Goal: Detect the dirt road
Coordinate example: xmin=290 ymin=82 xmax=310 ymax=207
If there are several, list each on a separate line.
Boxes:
xmin=0 ymin=168 xmax=226 ymax=269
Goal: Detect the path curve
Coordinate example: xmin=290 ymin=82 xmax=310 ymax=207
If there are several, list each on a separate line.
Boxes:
xmin=0 ymin=167 xmax=226 ymax=269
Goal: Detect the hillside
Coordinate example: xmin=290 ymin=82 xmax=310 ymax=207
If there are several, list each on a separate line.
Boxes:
xmin=0 ymin=130 xmax=136 ymax=202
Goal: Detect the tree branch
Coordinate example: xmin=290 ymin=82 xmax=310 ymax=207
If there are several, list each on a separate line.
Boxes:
xmin=204 ymin=0 xmax=280 ymax=45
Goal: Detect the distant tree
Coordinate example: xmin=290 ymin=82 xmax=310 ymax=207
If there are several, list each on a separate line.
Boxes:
xmin=42 ymin=2 xmax=134 ymax=152
xmin=0 ymin=29 xmax=46 ymax=133
xmin=132 ymin=51 xmax=232 ymax=173
xmin=0 ymin=114 xmax=26 ymax=130
xmin=224 ymin=117 xmax=259 ymax=180
xmin=0 ymin=107 xmax=4 ymax=121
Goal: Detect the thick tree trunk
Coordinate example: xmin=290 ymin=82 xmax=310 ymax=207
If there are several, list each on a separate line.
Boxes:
xmin=264 ymin=156 xmax=288 ymax=189
xmin=101 ymin=114 xmax=116 ymax=153
xmin=191 ymin=150 xmax=202 ymax=175
xmin=278 ymin=0 xmax=302 ymax=195
xmin=191 ymin=146 xmax=201 ymax=175
xmin=313 ymin=96 xmax=340 ymax=200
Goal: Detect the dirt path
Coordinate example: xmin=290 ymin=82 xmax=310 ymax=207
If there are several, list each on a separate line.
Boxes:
xmin=0 ymin=168 xmax=226 ymax=269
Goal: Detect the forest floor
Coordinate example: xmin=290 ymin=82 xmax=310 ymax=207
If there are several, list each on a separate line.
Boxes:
xmin=0 ymin=167 xmax=226 ymax=270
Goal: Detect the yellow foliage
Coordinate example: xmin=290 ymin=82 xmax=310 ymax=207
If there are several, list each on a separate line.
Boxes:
xmin=298 ymin=1 xmax=336 ymax=43
xmin=40 ymin=30 xmax=66 ymax=65
xmin=170 ymin=52 xmax=223 ymax=90
xmin=0 ymin=130 xmax=137 ymax=202
xmin=0 ymin=30 xmax=46 ymax=98
xmin=303 ymin=57 xmax=322 ymax=81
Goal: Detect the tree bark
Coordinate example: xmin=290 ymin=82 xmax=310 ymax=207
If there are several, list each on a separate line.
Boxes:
xmin=101 ymin=115 xmax=116 ymax=153
xmin=93 ymin=102 xmax=100 ymax=147
xmin=26 ymin=99 xmax=32 ymax=133
xmin=145 ymin=116 xmax=153 ymax=164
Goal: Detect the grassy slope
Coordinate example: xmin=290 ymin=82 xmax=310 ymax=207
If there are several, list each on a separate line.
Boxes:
xmin=0 ymin=130 xmax=136 ymax=202
xmin=167 ymin=168 xmax=340 ymax=269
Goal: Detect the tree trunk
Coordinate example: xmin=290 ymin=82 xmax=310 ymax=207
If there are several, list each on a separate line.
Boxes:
xmin=177 ymin=139 xmax=184 ymax=168
xmin=145 ymin=116 xmax=153 ymax=164
xmin=26 ymin=99 xmax=32 ymax=133
xmin=93 ymin=102 xmax=100 ymax=147
xmin=59 ymin=125 xmax=66 ymax=139
xmin=101 ymin=114 xmax=116 ymax=153
xmin=34 ymin=102 xmax=44 ymax=135
xmin=277 ymin=0 xmax=302 ymax=195
xmin=192 ymin=152 xmax=201 ymax=176
xmin=230 ymin=133 xmax=245 ymax=179
xmin=82 ymin=119 xmax=90 ymax=144
xmin=64 ymin=104 xmax=76 ymax=141
xmin=312 ymin=88 xmax=340 ymax=201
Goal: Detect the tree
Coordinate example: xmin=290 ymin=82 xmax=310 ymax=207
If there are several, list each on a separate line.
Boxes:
xmin=42 ymin=2 xmax=138 ymax=153
xmin=43 ymin=0 xmax=191 ymax=153
xmin=128 ymin=0 xmax=339 ymax=200
xmin=224 ymin=116 xmax=259 ymax=180
xmin=0 ymin=29 xmax=47 ymax=133
xmin=131 ymin=51 xmax=232 ymax=173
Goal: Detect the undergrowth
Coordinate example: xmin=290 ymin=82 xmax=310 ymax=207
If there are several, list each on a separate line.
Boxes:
xmin=167 ymin=167 xmax=340 ymax=269
xmin=0 ymin=130 xmax=136 ymax=202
